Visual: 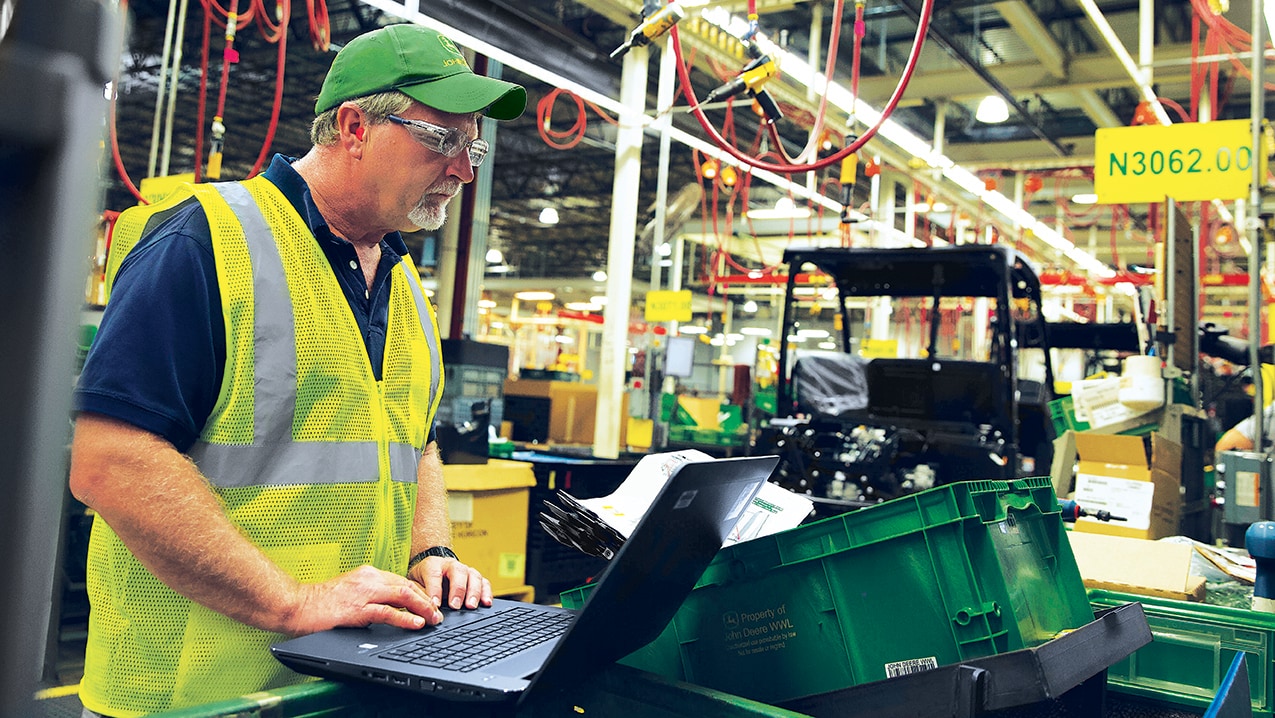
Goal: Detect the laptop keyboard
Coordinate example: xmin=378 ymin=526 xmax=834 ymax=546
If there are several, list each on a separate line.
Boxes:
xmin=378 ymin=607 xmax=573 ymax=673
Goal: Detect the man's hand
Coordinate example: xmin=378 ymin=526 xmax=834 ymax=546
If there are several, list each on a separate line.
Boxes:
xmin=409 ymin=556 xmax=493 ymax=611
xmin=284 ymin=565 xmax=444 ymax=636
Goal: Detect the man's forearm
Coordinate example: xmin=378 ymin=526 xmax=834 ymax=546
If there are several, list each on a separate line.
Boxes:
xmin=70 ymin=413 xmax=303 ymax=633
xmin=411 ymin=442 xmax=453 ymax=556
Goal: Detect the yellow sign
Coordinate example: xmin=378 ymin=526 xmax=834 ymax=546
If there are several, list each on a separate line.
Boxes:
xmin=1094 ymin=120 xmax=1259 ymax=204
xmin=645 ymin=290 xmax=692 ymax=322
xmin=859 ymin=338 xmax=897 ymax=358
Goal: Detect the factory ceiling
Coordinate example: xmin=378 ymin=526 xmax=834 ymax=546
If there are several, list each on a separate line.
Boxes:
xmin=103 ymin=0 xmax=1274 ymax=326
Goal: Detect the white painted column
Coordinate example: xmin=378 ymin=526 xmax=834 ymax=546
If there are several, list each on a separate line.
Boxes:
xmin=593 ymin=45 xmax=648 ymax=458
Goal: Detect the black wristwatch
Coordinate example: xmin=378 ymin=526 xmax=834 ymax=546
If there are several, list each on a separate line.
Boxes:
xmin=407 ymin=546 xmax=458 ymax=571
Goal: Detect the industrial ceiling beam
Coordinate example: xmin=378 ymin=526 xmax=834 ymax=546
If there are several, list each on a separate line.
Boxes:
xmin=994 ymin=0 xmax=1123 ymax=129
xmin=855 ymin=42 xmax=1195 ymax=103
xmin=894 ymin=0 xmax=1073 ymax=157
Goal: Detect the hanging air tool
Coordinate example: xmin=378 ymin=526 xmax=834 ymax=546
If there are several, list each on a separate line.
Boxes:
xmin=611 ymin=2 xmax=686 ymax=59
xmin=703 ymin=52 xmax=779 ymax=105
xmin=700 ymin=45 xmax=782 ymax=122
xmin=839 ymin=134 xmax=858 ymax=224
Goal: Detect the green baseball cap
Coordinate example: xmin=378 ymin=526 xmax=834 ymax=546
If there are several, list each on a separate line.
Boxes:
xmin=315 ymin=24 xmax=527 ymax=120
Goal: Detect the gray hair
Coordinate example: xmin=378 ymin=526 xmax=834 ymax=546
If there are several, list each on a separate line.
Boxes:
xmin=310 ymin=90 xmax=415 ymax=146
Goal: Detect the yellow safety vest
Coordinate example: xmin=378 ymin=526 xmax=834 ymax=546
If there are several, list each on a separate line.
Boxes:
xmin=81 ymin=176 xmax=443 ymax=716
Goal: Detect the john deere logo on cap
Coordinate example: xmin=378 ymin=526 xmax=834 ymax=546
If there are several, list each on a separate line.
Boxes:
xmin=438 ymin=35 xmax=462 ymax=56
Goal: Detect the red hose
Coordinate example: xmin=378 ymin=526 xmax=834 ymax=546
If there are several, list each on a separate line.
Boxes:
xmin=670 ymin=0 xmax=934 ymax=175
xmin=247 ymin=2 xmax=288 ymax=178
xmin=110 ymin=0 xmax=147 ymax=204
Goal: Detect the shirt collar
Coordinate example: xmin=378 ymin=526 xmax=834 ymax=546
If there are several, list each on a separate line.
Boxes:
xmin=262 ymin=153 xmax=410 ymax=258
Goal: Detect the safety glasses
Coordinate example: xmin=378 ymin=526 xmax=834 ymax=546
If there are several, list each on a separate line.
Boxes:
xmin=386 ymin=115 xmax=490 ymax=167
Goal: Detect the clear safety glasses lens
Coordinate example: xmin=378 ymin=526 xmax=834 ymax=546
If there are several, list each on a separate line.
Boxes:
xmin=387 ymin=115 xmax=488 ymax=168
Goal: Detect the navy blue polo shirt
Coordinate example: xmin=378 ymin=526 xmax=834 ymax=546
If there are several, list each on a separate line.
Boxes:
xmin=76 ymin=154 xmax=433 ymax=454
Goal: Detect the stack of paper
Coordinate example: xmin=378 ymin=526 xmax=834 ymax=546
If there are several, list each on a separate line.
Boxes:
xmin=538 ymin=449 xmax=812 ymax=560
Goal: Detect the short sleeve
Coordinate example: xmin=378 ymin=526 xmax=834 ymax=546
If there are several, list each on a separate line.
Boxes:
xmin=74 ymin=204 xmax=224 ymax=453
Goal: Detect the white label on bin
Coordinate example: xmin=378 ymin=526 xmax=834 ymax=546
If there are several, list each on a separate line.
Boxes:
xmin=1073 ymin=473 xmax=1154 ymax=531
xmin=884 ymin=656 xmax=938 ymax=678
xmin=1236 ymin=470 xmax=1261 ymax=508
xmin=448 ymin=492 xmax=474 ymax=523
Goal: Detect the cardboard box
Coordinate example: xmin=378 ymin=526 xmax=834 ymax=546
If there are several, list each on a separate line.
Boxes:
xmin=442 ymin=459 xmax=536 ymax=595
xmin=1067 ymin=531 xmax=1205 ymax=601
xmin=1070 ymin=432 xmax=1182 ymax=540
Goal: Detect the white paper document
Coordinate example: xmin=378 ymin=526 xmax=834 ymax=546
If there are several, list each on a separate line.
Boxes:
xmin=574 ymin=449 xmax=813 ymax=546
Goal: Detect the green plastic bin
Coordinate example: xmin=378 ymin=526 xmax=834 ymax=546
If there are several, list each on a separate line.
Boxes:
xmin=143 ymin=666 xmax=813 ymax=718
xmin=1048 ymin=395 xmax=1091 ymax=436
xmin=563 ymin=477 xmax=1093 ymax=705
xmin=1089 ymin=589 xmax=1275 ymax=716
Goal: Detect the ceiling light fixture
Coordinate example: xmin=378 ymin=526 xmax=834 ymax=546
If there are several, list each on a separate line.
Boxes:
xmin=538 ymin=207 xmax=559 ymax=225
xmin=743 ymin=299 xmax=759 ymax=313
xmin=485 ymin=248 xmax=503 ymax=263
xmin=656 ymin=241 xmax=672 ymax=257
xmin=740 ymin=327 xmax=772 ymax=336
xmin=745 ymin=196 xmax=812 ymax=220
xmin=514 ymin=290 xmax=555 ymax=301
xmin=679 ymin=325 xmax=709 ymax=334
xmin=477 ymin=299 xmax=497 ymax=308
xmin=1071 ymin=193 xmax=1098 ymax=205
xmin=592 ymin=270 xmax=608 ymax=282
xmin=975 ymin=95 xmax=1010 ymax=124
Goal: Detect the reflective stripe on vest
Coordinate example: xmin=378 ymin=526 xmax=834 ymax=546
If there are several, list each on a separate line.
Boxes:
xmin=184 ymin=182 xmax=428 ymax=487
xmin=401 ymin=260 xmax=442 ymax=408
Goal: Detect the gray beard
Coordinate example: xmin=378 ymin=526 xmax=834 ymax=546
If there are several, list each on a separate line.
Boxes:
xmin=409 ymin=199 xmax=446 ymax=230
xmin=409 ymin=183 xmax=461 ymax=230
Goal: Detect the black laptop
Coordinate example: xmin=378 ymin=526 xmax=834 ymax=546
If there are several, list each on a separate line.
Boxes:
xmin=271 ymin=454 xmax=780 ymax=705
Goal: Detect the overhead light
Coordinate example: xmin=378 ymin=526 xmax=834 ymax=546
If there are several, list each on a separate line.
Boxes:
xmin=742 ymin=299 xmax=759 ymax=313
xmin=680 ymin=325 xmax=709 ymax=334
xmin=1071 ymin=193 xmax=1098 ymax=205
xmin=592 ymin=270 xmax=608 ymax=282
xmin=554 ymin=334 xmax=574 ymax=344
xmin=797 ymin=329 xmax=830 ymax=339
xmin=485 ymin=248 xmax=503 ymax=264
xmin=908 ymin=201 xmax=949 ymax=213
xmin=477 ymin=299 xmax=497 ymax=308
xmin=656 ymin=242 xmax=672 ymax=257
xmin=975 ymin=95 xmax=1010 ymax=124
xmin=740 ymin=327 xmax=772 ymax=336
xmin=538 ymin=207 xmax=559 ymax=225
xmin=745 ymin=196 xmax=812 ymax=220
xmin=565 ymin=301 xmax=602 ymax=311
xmin=659 ymin=259 xmax=673 ymax=267
xmin=748 ymin=270 xmax=764 ymax=279
xmin=514 ymin=290 xmax=555 ymax=301
xmin=818 ymin=341 xmax=837 ymax=349
xmin=486 ymin=264 xmax=513 ymax=274
xmin=589 ymin=295 xmax=608 ymax=305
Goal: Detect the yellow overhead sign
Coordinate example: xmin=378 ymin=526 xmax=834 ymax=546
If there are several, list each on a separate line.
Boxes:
xmin=1093 ymin=120 xmax=1258 ymax=204
xmin=645 ymin=290 xmax=692 ymax=322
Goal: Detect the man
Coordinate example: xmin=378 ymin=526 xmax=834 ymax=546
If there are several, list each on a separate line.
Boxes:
xmin=69 ymin=24 xmax=526 ymax=717
xmin=1216 ymin=402 xmax=1275 ymax=453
